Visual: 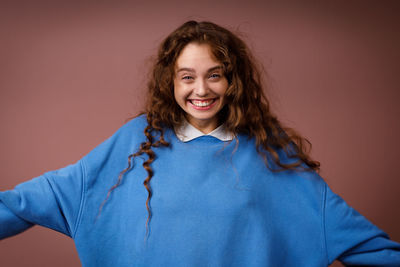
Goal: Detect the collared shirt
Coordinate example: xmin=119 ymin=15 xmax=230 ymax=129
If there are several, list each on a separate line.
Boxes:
xmin=3 ymin=114 xmax=400 ymax=266
xmin=174 ymin=120 xmax=234 ymax=142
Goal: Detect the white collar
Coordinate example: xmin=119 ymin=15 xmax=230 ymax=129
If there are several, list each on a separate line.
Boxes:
xmin=175 ymin=120 xmax=234 ymax=142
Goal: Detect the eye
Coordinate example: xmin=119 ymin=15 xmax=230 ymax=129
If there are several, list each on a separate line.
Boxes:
xmin=182 ymin=75 xmax=194 ymax=80
xmin=209 ymin=73 xmax=221 ymax=79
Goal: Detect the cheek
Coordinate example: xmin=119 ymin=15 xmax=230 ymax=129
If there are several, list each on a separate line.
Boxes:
xmin=173 ymin=83 xmax=186 ymax=105
xmin=173 ymin=80 xmax=180 ymax=99
xmin=174 ymin=82 xmax=192 ymax=99
xmin=216 ymin=81 xmax=228 ymax=96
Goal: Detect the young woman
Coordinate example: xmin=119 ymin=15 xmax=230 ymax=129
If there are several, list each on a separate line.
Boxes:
xmin=1 ymin=21 xmax=399 ymax=266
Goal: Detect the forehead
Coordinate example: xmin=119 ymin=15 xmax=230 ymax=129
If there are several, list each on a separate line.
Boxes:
xmin=175 ymin=43 xmax=220 ymax=69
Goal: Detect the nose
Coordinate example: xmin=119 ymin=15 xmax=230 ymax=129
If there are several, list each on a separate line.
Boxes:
xmin=193 ymin=79 xmax=208 ymax=97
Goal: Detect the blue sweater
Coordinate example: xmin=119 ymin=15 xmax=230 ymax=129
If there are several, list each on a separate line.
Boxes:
xmin=1 ymin=115 xmax=400 ymax=266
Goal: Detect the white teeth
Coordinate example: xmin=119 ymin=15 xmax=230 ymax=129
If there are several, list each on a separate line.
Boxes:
xmin=191 ymin=100 xmax=214 ymax=107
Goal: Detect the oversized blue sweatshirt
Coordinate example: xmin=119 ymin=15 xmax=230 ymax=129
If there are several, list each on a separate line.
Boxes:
xmin=1 ymin=115 xmax=400 ymax=266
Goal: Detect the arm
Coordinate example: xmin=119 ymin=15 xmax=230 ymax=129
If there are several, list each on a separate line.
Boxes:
xmin=323 ymin=184 xmax=400 ymax=266
xmin=0 ymin=117 xmax=146 ymax=240
xmin=0 ymin=160 xmax=85 ymax=239
xmin=0 ymin=202 xmax=33 ymax=238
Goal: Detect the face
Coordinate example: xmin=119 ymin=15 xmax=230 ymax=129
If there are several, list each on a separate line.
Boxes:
xmin=173 ymin=43 xmax=228 ymax=134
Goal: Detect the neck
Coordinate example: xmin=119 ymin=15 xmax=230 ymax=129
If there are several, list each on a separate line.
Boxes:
xmin=187 ymin=118 xmax=219 ymax=134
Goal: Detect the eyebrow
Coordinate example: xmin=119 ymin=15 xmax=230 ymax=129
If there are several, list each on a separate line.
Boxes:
xmin=176 ymin=65 xmax=223 ymax=74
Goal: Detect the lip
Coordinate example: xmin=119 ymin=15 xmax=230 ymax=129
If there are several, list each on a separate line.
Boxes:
xmin=188 ymin=98 xmax=218 ymax=110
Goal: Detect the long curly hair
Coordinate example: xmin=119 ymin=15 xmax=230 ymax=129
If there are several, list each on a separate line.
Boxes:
xmin=106 ymin=20 xmax=320 ymax=237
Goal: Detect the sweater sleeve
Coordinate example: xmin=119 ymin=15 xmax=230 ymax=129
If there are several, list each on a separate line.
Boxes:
xmin=323 ymin=183 xmax=400 ymax=266
xmin=0 ymin=160 xmax=85 ymax=239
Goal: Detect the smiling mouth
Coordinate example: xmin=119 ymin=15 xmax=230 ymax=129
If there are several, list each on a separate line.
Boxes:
xmin=189 ymin=99 xmax=216 ymax=107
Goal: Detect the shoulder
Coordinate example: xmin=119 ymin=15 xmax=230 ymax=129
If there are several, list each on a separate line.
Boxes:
xmin=273 ymin=168 xmax=327 ymax=200
xmin=117 ymin=114 xmax=148 ymax=137
xmin=82 ymin=114 xmax=148 ymax=167
xmin=104 ymin=113 xmax=148 ymax=144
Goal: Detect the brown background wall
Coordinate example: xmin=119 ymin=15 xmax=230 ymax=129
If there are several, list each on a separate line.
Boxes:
xmin=0 ymin=1 xmax=399 ymax=266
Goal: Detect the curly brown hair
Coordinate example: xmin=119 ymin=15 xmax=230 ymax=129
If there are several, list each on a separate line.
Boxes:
xmin=105 ymin=20 xmax=320 ymax=237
